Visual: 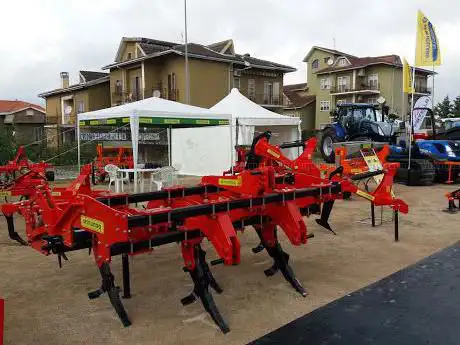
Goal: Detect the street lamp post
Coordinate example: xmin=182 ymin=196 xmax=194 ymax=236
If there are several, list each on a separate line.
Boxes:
xmin=184 ymin=0 xmax=190 ymax=104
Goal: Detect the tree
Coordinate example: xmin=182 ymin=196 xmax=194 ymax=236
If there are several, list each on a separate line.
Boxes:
xmin=451 ymin=96 xmax=460 ymax=116
xmin=0 ymin=128 xmax=16 ymax=165
xmin=433 ymin=95 xmax=452 ymax=119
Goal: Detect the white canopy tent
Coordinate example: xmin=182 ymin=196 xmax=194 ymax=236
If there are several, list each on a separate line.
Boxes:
xmin=172 ymin=88 xmax=302 ymax=176
xmin=77 ymin=96 xmax=231 ymax=182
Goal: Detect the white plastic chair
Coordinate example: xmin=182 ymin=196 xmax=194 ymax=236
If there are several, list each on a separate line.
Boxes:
xmin=105 ymin=164 xmax=129 ymax=192
xmin=104 ymin=164 xmax=118 ymax=192
xmin=150 ymin=166 xmax=177 ymax=191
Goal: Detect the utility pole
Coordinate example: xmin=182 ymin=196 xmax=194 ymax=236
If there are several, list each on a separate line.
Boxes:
xmin=184 ymin=0 xmax=190 ymax=104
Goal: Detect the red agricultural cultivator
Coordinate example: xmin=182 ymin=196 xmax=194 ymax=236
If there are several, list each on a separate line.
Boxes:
xmin=1 ymin=132 xmax=408 ymax=333
xmin=0 ymin=146 xmax=54 ymax=201
xmin=445 ymin=188 xmax=460 ymax=213
xmin=92 ymin=144 xmax=134 ymax=183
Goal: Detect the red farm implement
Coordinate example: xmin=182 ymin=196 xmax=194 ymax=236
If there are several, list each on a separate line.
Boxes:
xmin=0 ymin=146 xmax=54 ymax=201
xmin=1 ymin=133 xmax=408 ymax=333
xmin=445 ymin=188 xmax=460 ymax=213
xmin=92 ymin=144 xmax=134 ymax=183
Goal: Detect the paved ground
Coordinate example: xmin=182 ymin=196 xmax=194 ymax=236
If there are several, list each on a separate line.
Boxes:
xmin=1 ymin=182 xmax=459 ymax=345
xmin=251 ymin=241 xmax=460 ymax=345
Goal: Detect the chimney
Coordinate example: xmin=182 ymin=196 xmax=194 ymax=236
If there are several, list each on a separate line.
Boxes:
xmin=60 ymin=72 xmax=69 ymax=89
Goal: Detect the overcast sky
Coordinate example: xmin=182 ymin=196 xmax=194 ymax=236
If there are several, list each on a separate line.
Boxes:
xmin=1 ymin=0 xmax=458 ymax=106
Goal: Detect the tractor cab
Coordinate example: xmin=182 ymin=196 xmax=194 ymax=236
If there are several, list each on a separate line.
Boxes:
xmin=320 ymin=103 xmax=397 ymax=162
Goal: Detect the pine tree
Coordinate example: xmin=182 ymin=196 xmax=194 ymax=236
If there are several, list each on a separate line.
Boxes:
xmin=451 ymin=95 xmax=460 ymax=116
xmin=433 ymin=95 xmax=452 ymax=119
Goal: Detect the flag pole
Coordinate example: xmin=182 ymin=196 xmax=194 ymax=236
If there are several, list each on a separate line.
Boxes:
xmin=408 ymin=61 xmax=416 ymax=172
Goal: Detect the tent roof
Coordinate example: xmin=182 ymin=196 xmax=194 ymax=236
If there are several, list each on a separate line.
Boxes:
xmin=210 ymin=88 xmax=300 ymax=126
xmin=77 ymin=96 xmax=230 ymax=127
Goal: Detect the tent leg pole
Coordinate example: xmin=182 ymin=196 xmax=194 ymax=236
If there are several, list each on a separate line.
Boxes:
xmin=168 ymin=125 xmax=172 ymax=166
xmin=77 ymin=121 xmax=81 ymax=172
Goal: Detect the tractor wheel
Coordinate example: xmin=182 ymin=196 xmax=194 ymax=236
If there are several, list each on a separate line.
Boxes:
xmin=320 ymin=128 xmax=339 ymax=163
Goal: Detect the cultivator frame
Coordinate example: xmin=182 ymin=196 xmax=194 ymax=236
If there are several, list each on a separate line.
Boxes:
xmin=1 ymin=133 xmax=408 ymax=333
xmin=0 ymin=146 xmax=54 ymax=200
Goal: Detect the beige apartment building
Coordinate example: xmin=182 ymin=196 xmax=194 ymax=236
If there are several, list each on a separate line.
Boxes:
xmin=39 ymin=38 xmax=296 ymax=146
xmin=285 ymin=46 xmax=434 ymax=130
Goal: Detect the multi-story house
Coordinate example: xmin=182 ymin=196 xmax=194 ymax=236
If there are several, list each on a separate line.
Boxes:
xmin=295 ymin=46 xmax=433 ymax=129
xmin=0 ymin=100 xmax=45 ymax=145
xmin=38 ymin=71 xmax=111 ymax=146
xmin=283 ymin=83 xmax=316 ymax=133
xmin=103 ymin=37 xmax=295 ymax=111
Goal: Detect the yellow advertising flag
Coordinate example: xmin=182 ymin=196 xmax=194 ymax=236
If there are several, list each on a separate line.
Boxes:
xmin=403 ymin=57 xmax=414 ymax=94
xmin=415 ymin=10 xmax=441 ymax=67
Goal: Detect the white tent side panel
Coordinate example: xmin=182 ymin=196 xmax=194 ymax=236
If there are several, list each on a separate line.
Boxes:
xmin=253 ymin=125 xmax=299 ymax=159
xmin=171 ymin=124 xmax=299 ymax=176
xmin=172 ymin=126 xmax=232 ymax=176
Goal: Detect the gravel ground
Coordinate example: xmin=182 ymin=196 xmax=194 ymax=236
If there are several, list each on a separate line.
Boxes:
xmin=0 ymin=182 xmax=459 ymax=345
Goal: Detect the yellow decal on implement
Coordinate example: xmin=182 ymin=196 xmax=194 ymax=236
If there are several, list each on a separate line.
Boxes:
xmin=267 ymin=149 xmax=280 ymax=158
xmin=81 ymin=216 xmax=104 ymax=234
xmin=51 ymin=191 xmax=61 ymax=197
xmin=0 ymin=191 xmax=11 ymax=197
xmin=89 ymin=120 xmax=100 ymax=125
xmin=218 ymin=177 xmax=242 ymax=187
xmin=196 ymin=120 xmax=210 ymax=125
xmin=106 ymin=119 xmax=117 ymax=125
xmin=356 ymin=190 xmax=375 ymax=201
xmin=351 ymin=168 xmax=362 ymax=173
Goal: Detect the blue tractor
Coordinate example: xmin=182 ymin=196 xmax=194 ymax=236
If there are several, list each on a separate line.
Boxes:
xmin=319 ymin=103 xmax=460 ymax=185
xmin=320 ymin=103 xmax=398 ymax=163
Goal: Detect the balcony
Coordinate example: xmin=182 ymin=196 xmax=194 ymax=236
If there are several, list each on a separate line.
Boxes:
xmin=247 ymin=93 xmax=284 ymax=107
xmin=414 ymin=85 xmax=431 ymax=94
xmin=45 ymin=116 xmax=77 ymax=127
xmin=330 ymin=83 xmax=380 ymax=95
xmin=112 ymin=88 xmax=179 ymax=105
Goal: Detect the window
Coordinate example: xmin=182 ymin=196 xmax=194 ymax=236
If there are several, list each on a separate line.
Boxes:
xmin=33 ymin=127 xmax=43 ymax=142
xmin=127 ymin=52 xmax=132 ymax=60
xmin=131 ymin=76 xmax=141 ymax=101
xmin=320 ymin=100 xmax=330 ymax=112
xmin=311 ymin=59 xmax=319 ymax=69
xmin=367 ymin=97 xmax=377 ymax=105
xmin=26 ymin=109 xmax=34 ymax=116
xmin=324 ymin=57 xmax=331 ymax=64
xmin=115 ymin=80 xmax=122 ymax=95
xmin=320 ymin=77 xmax=331 ymax=90
xmin=233 ymin=76 xmax=240 ymax=90
xmin=368 ymin=74 xmax=378 ymax=90
xmin=264 ymin=82 xmax=274 ymax=104
xmin=273 ymin=82 xmax=280 ymax=104
xmin=77 ymin=101 xmax=85 ymax=114
xmin=167 ymin=73 xmax=177 ymax=101
xmin=337 ymin=76 xmax=350 ymax=92
xmin=337 ymin=57 xmax=347 ymax=66
xmin=248 ymin=79 xmax=256 ymax=100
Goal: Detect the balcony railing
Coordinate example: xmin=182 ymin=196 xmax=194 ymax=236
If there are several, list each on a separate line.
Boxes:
xmin=247 ymin=93 xmax=284 ymax=106
xmin=330 ymin=82 xmax=380 ymax=94
xmin=45 ymin=116 xmax=77 ymax=126
xmin=112 ymin=88 xmax=179 ymax=105
xmin=414 ymin=85 xmax=431 ymax=94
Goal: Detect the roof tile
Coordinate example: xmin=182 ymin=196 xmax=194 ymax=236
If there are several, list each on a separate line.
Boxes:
xmin=0 ymin=100 xmax=44 ymax=114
